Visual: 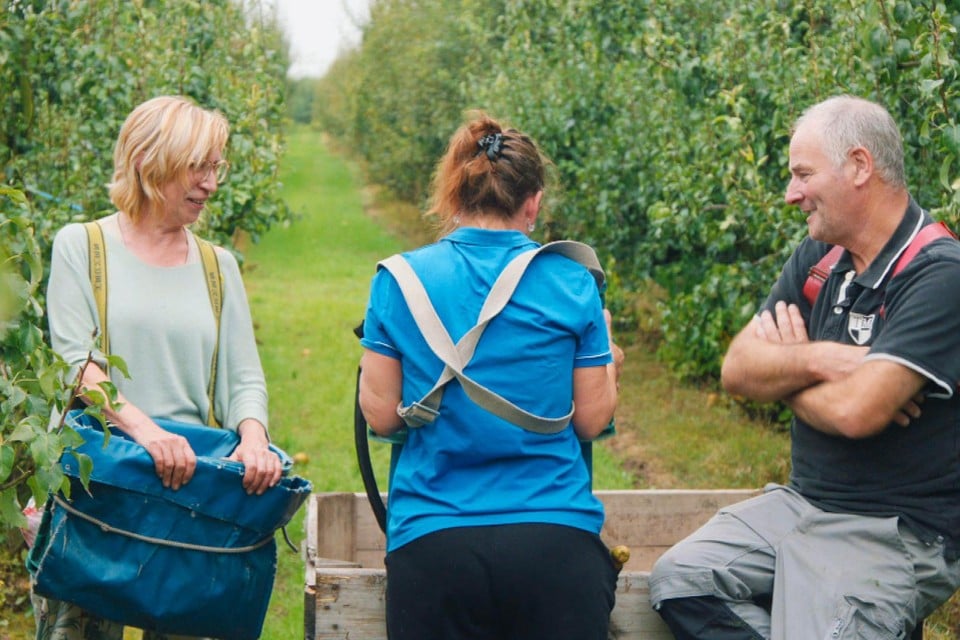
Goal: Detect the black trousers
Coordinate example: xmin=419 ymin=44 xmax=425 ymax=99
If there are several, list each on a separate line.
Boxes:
xmin=385 ymin=523 xmax=618 ymax=640
xmin=656 ymin=596 xmax=765 ymax=640
xmin=656 ymin=596 xmax=924 ymax=640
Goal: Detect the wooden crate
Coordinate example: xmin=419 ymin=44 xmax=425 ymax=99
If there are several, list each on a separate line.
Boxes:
xmin=305 ymin=489 xmax=759 ymax=640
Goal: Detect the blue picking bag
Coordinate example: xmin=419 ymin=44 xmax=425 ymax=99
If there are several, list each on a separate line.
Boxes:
xmin=27 ymin=410 xmax=312 ymax=640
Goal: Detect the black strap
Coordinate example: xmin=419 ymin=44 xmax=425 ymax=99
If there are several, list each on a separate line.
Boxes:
xmin=353 ymin=323 xmax=387 ymax=533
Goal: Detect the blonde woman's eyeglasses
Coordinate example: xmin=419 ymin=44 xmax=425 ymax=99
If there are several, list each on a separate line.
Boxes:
xmin=190 ymin=160 xmax=230 ymax=185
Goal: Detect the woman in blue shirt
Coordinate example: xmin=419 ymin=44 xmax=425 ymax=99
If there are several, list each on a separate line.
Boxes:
xmin=359 ymin=112 xmax=624 ymax=640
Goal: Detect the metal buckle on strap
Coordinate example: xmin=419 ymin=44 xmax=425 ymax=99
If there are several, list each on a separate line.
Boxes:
xmin=397 ymin=402 xmax=439 ymax=428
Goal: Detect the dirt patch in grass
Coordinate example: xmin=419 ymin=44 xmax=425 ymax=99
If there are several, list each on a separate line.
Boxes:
xmin=601 ymin=340 xmax=791 ymax=490
xmin=600 ymin=345 xmax=680 ymax=488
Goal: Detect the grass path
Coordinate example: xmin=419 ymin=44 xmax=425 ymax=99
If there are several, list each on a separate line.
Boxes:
xmin=241 ymin=127 xmax=405 ymax=638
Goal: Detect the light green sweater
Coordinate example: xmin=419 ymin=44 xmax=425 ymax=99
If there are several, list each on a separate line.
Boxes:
xmin=47 ymin=214 xmax=268 ymax=432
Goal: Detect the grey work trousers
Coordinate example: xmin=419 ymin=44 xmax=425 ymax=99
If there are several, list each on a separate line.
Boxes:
xmin=648 ymin=484 xmax=960 ymax=639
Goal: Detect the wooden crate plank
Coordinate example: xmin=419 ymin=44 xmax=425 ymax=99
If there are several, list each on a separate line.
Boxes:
xmin=305 ymin=493 xmax=320 ymax=588
xmin=601 ymin=489 xmax=758 ymax=545
xmin=609 ymin=572 xmax=673 ymax=638
xmin=305 ymin=490 xmax=762 ymax=638
xmin=625 ymin=546 xmax=671 ymax=574
xmin=355 ymin=548 xmax=387 ymax=570
xmin=600 ymin=489 xmax=758 ymax=571
xmin=306 ymin=490 xmax=759 ymax=573
xmin=311 ymin=567 xmax=672 ymax=639
xmin=311 ymin=568 xmax=388 ymax=640
xmin=355 ymin=507 xmax=388 ymax=556
xmin=313 ymin=492 xmax=358 ymax=562
xmin=304 ymin=585 xmax=317 ymax=640
xmin=314 ymin=558 xmax=363 ymax=568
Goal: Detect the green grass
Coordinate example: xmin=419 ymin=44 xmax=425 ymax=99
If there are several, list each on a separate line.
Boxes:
xmin=243 ymin=127 xmax=404 ymax=639
xmin=607 ymin=341 xmax=791 ymax=491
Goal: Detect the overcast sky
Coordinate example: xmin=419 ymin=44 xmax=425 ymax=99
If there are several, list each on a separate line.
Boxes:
xmin=267 ymin=0 xmax=372 ymax=78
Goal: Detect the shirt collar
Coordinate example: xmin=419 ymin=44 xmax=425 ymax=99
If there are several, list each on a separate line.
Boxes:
xmin=841 ymin=198 xmax=929 ymax=290
xmin=442 ymin=226 xmax=537 ymax=249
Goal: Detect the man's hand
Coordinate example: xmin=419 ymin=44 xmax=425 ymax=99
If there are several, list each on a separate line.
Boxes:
xmin=756 ymin=301 xmax=868 ymax=383
xmin=756 ymin=301 xmax=808 ymax=344
xmin=891 ymin=392 xmax=924 ymax=427
xmin=753 ymin=301 xmax=925 ymax=435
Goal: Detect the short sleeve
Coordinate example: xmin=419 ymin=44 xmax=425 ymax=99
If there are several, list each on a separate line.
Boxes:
xmin=866 ymin=247 xmax=960 ymax=397
xmin=360 ymin=267 xmax=401 ymax=359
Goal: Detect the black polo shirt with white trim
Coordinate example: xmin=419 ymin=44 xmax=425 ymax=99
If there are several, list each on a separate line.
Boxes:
xmin=762 ymin=198 xmax=960 ymax=558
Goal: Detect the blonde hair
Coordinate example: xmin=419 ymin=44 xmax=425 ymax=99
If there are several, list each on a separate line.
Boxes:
xmin=427 ymin=111 xmax=548 ymax=236
xmin=108 ymin=95 xmax=229 ymax=220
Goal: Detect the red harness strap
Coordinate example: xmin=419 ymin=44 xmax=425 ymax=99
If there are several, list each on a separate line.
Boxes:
xmin=802 ymin=221 xmax=958 ymax=308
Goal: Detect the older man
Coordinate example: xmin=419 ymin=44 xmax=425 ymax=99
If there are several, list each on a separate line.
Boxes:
xmin=649 ymin=96 xmax=960 ymax=639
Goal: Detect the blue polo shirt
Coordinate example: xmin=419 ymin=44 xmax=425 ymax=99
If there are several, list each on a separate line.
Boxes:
xmin=764 ymin=199 xmax=960 ymax=558
xmin=361 ymin=227 xmax=610 ymax=551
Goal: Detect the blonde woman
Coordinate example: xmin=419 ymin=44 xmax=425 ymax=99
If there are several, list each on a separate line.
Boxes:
xmin=38 ymin=95 xmax=282 ymax=639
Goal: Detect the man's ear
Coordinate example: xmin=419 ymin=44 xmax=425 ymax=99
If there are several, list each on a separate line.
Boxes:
xmin=849 ymin=146 xmax=874 ymax=187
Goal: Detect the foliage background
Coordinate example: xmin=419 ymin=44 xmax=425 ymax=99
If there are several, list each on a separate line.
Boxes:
xmin=311 ymin=0 xmax=960 ymax=385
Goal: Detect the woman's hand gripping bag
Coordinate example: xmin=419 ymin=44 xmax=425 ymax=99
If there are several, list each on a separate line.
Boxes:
xmin=27 ymin=410 xmax=312 ymax=640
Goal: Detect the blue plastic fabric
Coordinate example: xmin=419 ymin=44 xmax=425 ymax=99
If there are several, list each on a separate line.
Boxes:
xmin=27 ymin=410 xmax=312 ymax=640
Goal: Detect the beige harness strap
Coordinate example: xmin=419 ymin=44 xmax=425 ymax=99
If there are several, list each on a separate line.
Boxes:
xmin=381 ymin=241 xmax=604 ymax=434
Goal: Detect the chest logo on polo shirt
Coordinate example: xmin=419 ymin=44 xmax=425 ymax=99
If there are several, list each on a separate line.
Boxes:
xmin=847 ymin=312 xmax=876 ymax=345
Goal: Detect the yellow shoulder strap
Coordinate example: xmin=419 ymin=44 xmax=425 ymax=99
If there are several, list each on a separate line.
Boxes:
xmin=83 ymin=221 xmax=109 ymax=356
xmin=196 ymin=237 xmax=223 ymax=427
xmin=84 ymin=222 xmax=223 ymax=427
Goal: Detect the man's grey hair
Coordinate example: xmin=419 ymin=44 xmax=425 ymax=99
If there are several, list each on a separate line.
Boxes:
xmin=794 ymin=95 xmax=906 ymax=189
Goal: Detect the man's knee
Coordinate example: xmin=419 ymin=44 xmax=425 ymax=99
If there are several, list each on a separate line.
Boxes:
xmin=650 ymin=546 xmax=676 ymax=582
xmin=649 ymin=542 xmax=719 ymax=613
xmin=656 ymin=596 xmax=764 ymax=640
xmin=649 ymin=540 xmax=722 ymax=603
xmin=650 ymin=540 xmax=698 ymax=584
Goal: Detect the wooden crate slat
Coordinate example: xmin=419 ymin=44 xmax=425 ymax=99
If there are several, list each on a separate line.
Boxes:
xmin=314 ymin=490 xmax=759 ymax=572
xmin=312 ymin=492 xmax=358 ymax=562
xmin=305 ymin=489 xmax=760 ymax=639
xmin=599 ymin=489 xmax=759 ymax=571
xmin=308 ymin=567 xmax=673 ymax=640
xmin=608 ymin=572 xmax=673 ymax=637
xmin=310 ymin=568 xmax=388 ymax=640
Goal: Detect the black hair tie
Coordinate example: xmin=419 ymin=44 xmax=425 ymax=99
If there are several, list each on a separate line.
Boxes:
xmin=477 ymin=133 xmax=504 ymax=161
